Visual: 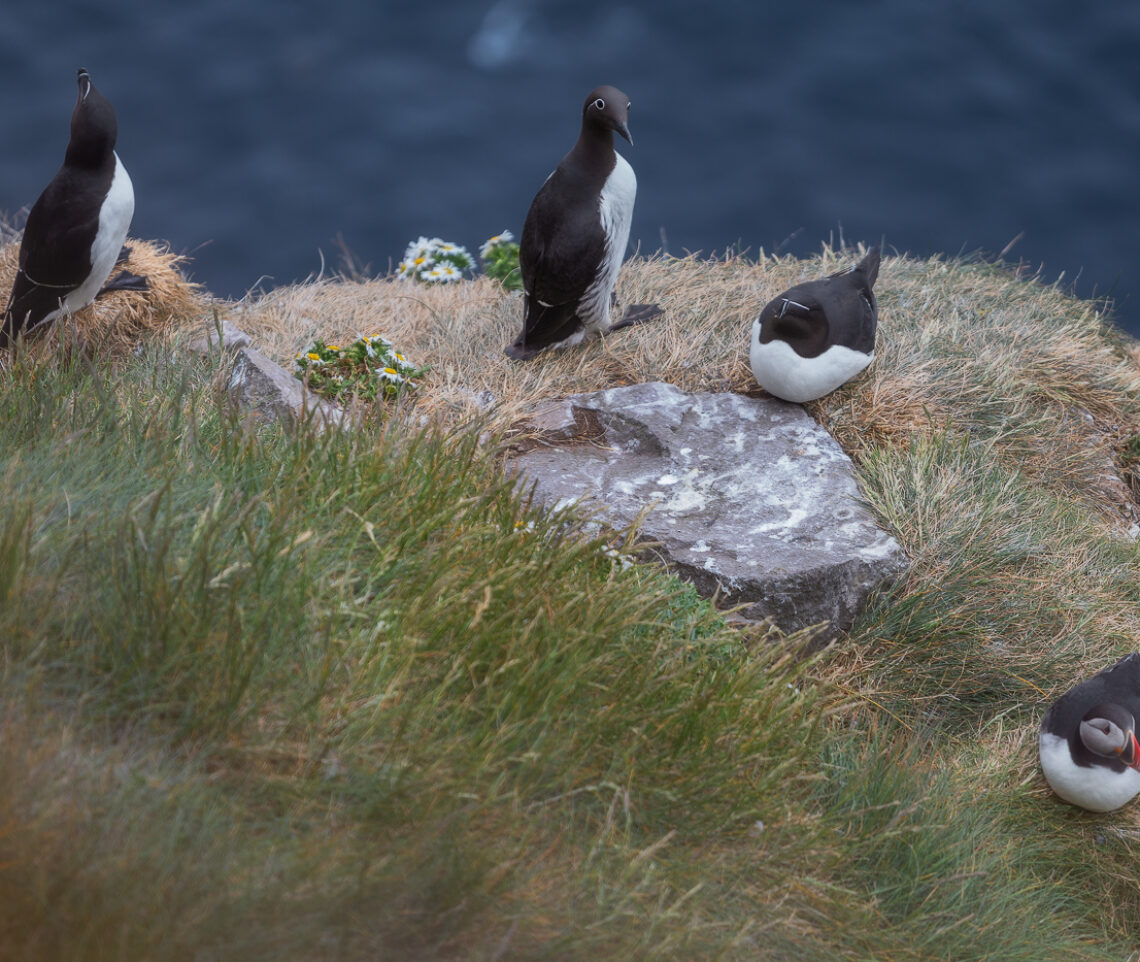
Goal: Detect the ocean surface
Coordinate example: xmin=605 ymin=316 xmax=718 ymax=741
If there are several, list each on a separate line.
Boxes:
xmin=1 ymin=1 xmax=1137 ymax=332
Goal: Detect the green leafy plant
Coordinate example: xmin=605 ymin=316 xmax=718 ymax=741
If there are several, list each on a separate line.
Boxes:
xmin=480 ymin=231 xmax=522 ymax=291
xmin=294 ymin=334 xmax=427 ymax=402
xmin=395 ymin=236 xmax=475 ymax=283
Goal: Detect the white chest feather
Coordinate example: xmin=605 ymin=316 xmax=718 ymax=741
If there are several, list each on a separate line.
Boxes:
xmin=578 ymin=153 xmax=636 ymax=331
xmin=749 ymin=320 xmax=872 ymax=403
xmin=63 ymin=152 xmax=135 ymax=314
xmin=1039 ymin=731 xmax=1140 ymax=812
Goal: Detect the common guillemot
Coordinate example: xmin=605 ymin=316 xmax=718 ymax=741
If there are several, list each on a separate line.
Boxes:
xmin=506 ymin=85 xmax=662 ymax=360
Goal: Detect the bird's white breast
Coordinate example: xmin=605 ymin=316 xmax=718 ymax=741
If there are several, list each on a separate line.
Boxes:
xmin=578 ymin=152 xmax=636 ymax=331
xmin=1039 ymin=731 xmax=1140 ymax=812
xmin=749 ymin=319 xmax=872 ymax=403
xmin=63 ymin=151 xmax=135 ymax=314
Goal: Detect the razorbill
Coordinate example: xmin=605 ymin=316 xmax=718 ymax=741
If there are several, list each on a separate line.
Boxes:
xmin=749 ymin=247 xmax=880 ymax=402
xmin=2 ymin=68 xmax=146 ymax=348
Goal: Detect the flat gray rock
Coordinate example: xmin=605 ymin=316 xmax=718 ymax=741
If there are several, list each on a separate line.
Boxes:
xmin=227 ymin=347 xmax=345 ymax=430
xmin=187 ymin=319 xmax=252 ymax=357
xmin=511 ymin=381 xmax=905 ymax=638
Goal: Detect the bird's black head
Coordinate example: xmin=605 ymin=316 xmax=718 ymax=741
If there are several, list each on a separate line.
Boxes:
xmin=66 ymin=68 xmax=118 ymax=168
xmin=756 ymin=290 xmax=828 ymax=356
xmin=582 ymin=85 xmax=633 ymax=145
xmin=1079 ymin=703 xmax=1140 ymax=768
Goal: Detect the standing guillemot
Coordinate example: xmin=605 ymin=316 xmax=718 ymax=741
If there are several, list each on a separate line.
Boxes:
xmin=2 ymin=68 xmax=146 ymax=349
xmin=749 ymin=247 xmax=880 ymax=403
xmin=1039 ymin=654 xmax=1140 ymax=812
xmin=505 ymin=85 xmax=662 ymax=361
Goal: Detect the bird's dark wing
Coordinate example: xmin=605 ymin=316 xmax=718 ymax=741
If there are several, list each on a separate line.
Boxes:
xmin=823 ymin=279 xmax=877 ymax=356
xmin=1096 ymin=653 xmax=1140 ymax=700
xmin=3 ymin=171 xmax=98 ymax=341
xmin=519 ymin=171 xmax=607 ymax=338
xmin=18 ymin=172 xmax=99 ymax=289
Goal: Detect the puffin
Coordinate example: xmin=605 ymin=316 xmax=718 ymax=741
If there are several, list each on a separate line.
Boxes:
xmin=2 ymin=68 xmax=146 ymax=349
xmin=749 ymin=246 xmax=880 ymax=403
xmin=1038 ymin=653 xmax=1140 ymax=812
xmin=505 ymin=85 xmax=662 ymax=361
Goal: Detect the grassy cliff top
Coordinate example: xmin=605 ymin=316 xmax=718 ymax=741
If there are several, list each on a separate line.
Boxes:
xmin=3 ymin=240 xmax=1140 ymax=959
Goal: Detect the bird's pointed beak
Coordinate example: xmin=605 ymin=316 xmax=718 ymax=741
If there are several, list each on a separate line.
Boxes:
xmin=1118 ymin=729 xmax=1140 ymax=770
xmin=615 ymin=121 xmax=633 ymax=146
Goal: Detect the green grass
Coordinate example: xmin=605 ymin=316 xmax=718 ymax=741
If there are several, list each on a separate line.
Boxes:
xmin=5 ymin=250 xmax=1140 ymax=959
xmin=0 ymin=341 xmax=832 ymax=959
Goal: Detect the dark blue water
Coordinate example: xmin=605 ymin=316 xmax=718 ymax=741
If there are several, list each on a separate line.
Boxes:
xmin=2 ymin=2 xmax=1138 ymax=332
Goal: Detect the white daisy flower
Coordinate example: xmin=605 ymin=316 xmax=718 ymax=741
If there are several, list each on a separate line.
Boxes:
xmin=480 ymin=230 xmax=514 ymax=259
xmin=403 ymin=236 xmax=435 ymax=261
xmin=433 ymin=263 xmax=463 ymax=282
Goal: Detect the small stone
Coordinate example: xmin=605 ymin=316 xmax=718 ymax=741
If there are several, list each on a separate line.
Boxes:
xmin=227 ymin=347 xmax=344 ymax=430
xmin=188 ymin=319 xmax=252 ymax=356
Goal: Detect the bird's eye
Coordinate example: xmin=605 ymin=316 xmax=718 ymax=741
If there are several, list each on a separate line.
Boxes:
xmin=593 ymin=98 xmax=606 ymax=110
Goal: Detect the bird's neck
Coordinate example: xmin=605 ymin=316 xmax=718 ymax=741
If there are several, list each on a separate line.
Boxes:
xmin=571 ymin=122 xmax=615 ymax=169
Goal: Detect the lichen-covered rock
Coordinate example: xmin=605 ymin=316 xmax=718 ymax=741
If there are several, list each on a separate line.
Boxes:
xmin=511 ymin=381 xmax=905 ymax=638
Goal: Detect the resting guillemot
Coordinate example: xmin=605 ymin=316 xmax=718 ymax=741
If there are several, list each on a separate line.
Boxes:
xmin=506 ymin=85 xmax=662 ymax=360
xmin=749 ymin=247 xmax=880 ymax=403
xmin=1039 ymin=653 xmax=1140 ymax=812
xmin=2 ymin=68 xmax=146 ymax=348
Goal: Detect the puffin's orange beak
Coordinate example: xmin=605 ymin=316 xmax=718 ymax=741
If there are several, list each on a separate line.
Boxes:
xmin=1117 ymin=730 xmax=1140 ymax=770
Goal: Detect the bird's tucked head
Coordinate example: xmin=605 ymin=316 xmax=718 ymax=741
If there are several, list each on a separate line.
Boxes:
xmin=756 ymin=293 xmax=828 ymax=355
xmin=1080 ymin=703 xmax=1140 ymax=769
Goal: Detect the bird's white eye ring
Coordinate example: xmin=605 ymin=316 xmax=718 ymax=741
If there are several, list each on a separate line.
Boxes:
xmin=593 ymin=98 xmax=606 ymax=110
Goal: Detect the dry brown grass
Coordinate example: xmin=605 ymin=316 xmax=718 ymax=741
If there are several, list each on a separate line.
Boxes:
xmin=0 ymin=236 xmax=205 ymax=355
xmin=209 ymin=247 xmax=1136 ymax=424
xmin=212 ymin=249 xmax=866 ymax=430
xmin=207 ymin=244 xmax=1140 ymax=527
xmin=5 ymin=227 xmax=1135 ymax=528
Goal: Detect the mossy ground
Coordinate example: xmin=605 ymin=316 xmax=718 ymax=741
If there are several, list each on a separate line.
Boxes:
xmin=3 ymin=237 xmax=1140 ymax=959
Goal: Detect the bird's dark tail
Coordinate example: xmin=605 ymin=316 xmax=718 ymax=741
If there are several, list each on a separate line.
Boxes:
xmin=505 ymin=298 xmax=581 ymax=360
xmin=855 ymin=246 xmax=880 ymax=286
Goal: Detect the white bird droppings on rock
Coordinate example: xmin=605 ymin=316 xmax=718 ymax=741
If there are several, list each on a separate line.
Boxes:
xmin=510 ymin=381 xmax=906 ymax=641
